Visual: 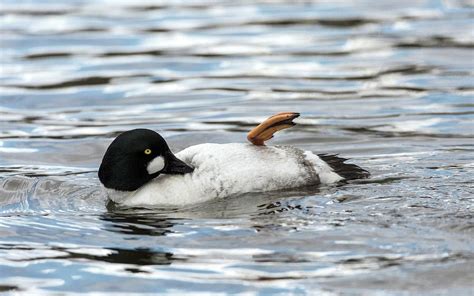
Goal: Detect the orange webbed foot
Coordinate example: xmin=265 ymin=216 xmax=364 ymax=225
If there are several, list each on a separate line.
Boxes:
xmin=247 ymin=112 xmax=300 ymax=146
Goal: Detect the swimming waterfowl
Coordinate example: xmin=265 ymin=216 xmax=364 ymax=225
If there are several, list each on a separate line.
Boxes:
xmin=99 ymin=112 xmax=369 ymax=206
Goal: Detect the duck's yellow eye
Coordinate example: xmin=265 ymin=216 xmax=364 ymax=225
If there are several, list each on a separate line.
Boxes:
xmin=144 ymin=149 xmax=152 ymax=155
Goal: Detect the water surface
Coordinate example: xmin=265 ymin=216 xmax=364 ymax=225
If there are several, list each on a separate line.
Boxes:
xmin=0 ymin=0 xmax=473 ymax=294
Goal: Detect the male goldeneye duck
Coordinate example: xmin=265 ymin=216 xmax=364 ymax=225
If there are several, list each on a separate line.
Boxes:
xmin=99 ymin=112 xmax=369 ymax=207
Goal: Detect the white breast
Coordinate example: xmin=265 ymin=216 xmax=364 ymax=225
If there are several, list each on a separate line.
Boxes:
xmin=108 ymin=143 xmax=343 ymax=207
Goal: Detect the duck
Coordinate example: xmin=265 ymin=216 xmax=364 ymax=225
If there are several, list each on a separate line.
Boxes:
xmin=98 ymin=112 xmax=369 ymax=207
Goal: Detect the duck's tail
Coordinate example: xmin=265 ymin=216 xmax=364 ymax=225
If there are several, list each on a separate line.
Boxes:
xmin=318 ymin=154 xmax=370 ymax=181
xmin=247 ymin=112 xmax=300 ymax=146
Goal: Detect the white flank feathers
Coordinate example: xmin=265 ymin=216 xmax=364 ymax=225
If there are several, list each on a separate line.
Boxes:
xmin=107 ymin=143 xmax=343 ymax=207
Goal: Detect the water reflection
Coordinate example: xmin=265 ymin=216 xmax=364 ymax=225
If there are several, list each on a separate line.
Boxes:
xmin=101 ymin=209 xmax=178 ymax=237
xmin=98 ymin=210 xmax=181 ymax=265
xmin=0 ymin=285 xmax=19 ymax=293
xmin=7 ymin=245 xmax=177 ymax=266
xmin=68 ymin=247 xmax=177 ymax=266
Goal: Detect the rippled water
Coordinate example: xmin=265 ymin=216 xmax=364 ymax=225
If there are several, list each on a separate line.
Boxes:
xmin=1 ymin=0 xmax=473 ymax=294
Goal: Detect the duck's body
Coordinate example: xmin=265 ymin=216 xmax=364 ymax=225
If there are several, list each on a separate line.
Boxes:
xmin=99 ymin=113 xmax=369 ymax=207
xmin=107 ymin=143 xmax=344 ymax=206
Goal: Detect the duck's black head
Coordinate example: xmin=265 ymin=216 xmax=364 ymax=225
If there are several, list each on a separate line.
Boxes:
xmin=98 ymin=129 xmax=194 ymax=191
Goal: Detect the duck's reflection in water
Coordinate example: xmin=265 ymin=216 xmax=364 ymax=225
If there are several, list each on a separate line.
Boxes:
xmin=102 ymin=205 xmax=177 ymax=236
xmin=96 ymin=204 xmax=183 ymax=266
xmin=93 ymin=188 xmax=320 ymax=267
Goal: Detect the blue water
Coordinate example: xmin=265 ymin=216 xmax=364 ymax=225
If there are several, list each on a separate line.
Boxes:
xmin=0 ymin=0 xmax=473 ymax=295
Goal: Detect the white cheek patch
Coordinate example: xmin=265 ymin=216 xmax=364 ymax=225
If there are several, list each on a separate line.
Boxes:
xmin=146 ymin=156 xmax=165 ymax=174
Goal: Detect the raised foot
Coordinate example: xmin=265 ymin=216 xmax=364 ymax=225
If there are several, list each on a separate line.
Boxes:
xmin=247 ymin=112 xmax=300 ymax=146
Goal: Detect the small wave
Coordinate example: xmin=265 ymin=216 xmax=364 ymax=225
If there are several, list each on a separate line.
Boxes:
xmin=396 ymin=36 xmax=474 ymax=49
xmin=6 ymin=75 xmax=151 ymax=90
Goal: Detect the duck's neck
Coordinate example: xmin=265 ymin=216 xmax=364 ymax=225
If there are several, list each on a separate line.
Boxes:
xmin=103 ymin=187 xmax=135 ymax=204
